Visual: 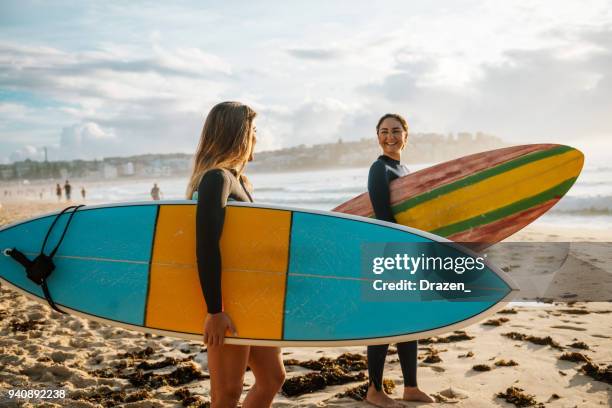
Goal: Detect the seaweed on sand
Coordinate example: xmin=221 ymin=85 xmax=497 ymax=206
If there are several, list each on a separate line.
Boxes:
xmin=284 ymin=353 xmax=367 ymax=372
xmin=472 ymin=364 xmax=491 ymax=372
xmin=282 ymin=366 xmax=366 ymax=397
xmin=559 ymin=352 xmax=591 ymax=363
xmin=502 ymin=332 xmax=563 ymax=350
xmin=420 ymin=331 xmax=474 ymax=344
xmin=124 ymin=364 xmax=208 ymax=389
xmin=482 ymin=317 xmax=509 ymax=326
xmin=496 ymin=386 xmax=543 ymax=407
xmin=9 ymin=319 xmax=43 ymax=333
xmin=335 ymin=379 xmax=395 ymax=401
xmin=495 ymin=359 xmax=519 ymax=367
xmin=70 ymin=386 xmax=151 ymax=407
xmin=581 ymin=362 xmax=612 ymax=385
xmin=174 ymin=387 xmax=211 ymax=407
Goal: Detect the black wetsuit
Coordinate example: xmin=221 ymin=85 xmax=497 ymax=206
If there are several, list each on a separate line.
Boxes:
xmin=195 ymin=169 xmax=253 ymax=314
xmin=367 ymin=155 xmax=418 ymax=390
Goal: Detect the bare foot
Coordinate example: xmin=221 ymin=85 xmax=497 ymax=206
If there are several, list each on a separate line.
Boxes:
xmin=366 ymin=385 xmax=403 ymax=408
xmin=402 ymin=386 xmax=434 ymax=403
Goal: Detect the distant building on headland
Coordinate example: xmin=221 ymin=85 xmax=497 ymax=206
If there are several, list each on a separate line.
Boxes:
xmin=248 ymin=131 xmax=506 ymax=172
xmin=0 ymin=132 xmax=505 ymax=181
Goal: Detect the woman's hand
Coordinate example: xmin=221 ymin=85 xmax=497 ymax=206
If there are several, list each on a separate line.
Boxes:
xmin=203 ymin=312 xmax=238 ymax=346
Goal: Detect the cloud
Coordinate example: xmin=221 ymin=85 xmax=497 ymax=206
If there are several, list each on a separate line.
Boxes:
xmin=0 ymin=102 xmax=28 ymax=121
xmin=358 ymin=27 xmax=612 ymax=148
xmin=9 ymin=145 xmax=45 ymax=162
xmin=286 ymin=47 xmax=345 ymax=61
xmin=0 ymin=42 xmax=231 ymax=104
xmin=0 ymin=40 xmax=233 ymax=161
xmin=455 ymin=33 xmax=612 ymax=142
xmin=61 ymin=122 xmax=115 ymax=145
xmin=258 ymin=99 xmax=374 ymax=149
xmin=5 ymin=122 xmax=120 ymax=163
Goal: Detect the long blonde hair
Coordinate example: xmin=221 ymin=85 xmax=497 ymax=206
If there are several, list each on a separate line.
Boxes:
xmin=186 ymin=101 xmax=256 ymax=198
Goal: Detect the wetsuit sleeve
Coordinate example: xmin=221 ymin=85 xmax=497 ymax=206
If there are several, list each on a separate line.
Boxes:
xmin=368 ymin=160 xmax=396 ymax=223
xmin=195 ymin=170 xmax=231 ymax=314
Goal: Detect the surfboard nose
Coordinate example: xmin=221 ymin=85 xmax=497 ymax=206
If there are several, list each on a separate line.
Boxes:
xmin=281 ymin=212 xmax=516 ymax=343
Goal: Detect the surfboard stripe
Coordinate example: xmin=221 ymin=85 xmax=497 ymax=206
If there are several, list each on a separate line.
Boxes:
xmin=388 ymin=144 xmax=561 ymax=207
xmin=393 ymin=149 xmax=582 ymax=231
xmin=146 ymin=205 xmax=203 ymax=333
xmin=145 ymin=204 xmax=291 ymax=339
xmin=391 ymin=145 xmax=574 ymax=215
xmin=280 ymin=211 xmax=293 ymax=340
xmin=143 ymin=205 xmax=159 ymax=325
xmin=431 ymin=178 xmax=577 ymax=237
xmin=447 ymin=199 xmax=559 ymax=244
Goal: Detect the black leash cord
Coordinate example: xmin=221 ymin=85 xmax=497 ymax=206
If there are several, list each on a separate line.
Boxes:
xmin=5 ymin=204 xmax=84 ymax=314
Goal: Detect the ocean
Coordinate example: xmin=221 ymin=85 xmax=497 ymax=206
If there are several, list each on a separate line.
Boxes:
xmin=68 ymin=160 xmax=612 ymax=230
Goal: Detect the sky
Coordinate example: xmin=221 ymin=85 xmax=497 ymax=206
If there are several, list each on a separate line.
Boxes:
xmin=1 ymin=0 xmax=611 ymax=163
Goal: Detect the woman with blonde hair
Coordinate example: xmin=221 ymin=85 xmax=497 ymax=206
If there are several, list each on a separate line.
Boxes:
xmin=186 ymin=101 xmax=285 ymax=407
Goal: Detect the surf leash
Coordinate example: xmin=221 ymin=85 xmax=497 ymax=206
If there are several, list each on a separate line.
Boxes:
xmin=4 ymin=204 xmax=84 ymax=314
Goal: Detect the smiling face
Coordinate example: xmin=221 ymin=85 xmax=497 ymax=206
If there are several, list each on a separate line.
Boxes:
xmin=377 ymin=117 xmax=407 ymax=160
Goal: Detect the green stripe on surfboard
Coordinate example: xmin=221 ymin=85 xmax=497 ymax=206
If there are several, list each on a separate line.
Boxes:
xmin=431 ymin=177 xmax=577 ymax=237
xmin=391 ymin=145 xmax=574 ymax=215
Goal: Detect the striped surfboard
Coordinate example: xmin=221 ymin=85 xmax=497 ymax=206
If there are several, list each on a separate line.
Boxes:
xmin=333 ymin=144 xmax=584 ymax=247
xmin=0 ymin=202 xmax=516 ymax=346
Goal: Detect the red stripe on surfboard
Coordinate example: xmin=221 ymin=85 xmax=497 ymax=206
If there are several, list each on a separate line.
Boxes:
xmin=332 ymin=144 xmax=559 ymax=217
xmin=446 ymin=199 xmax=560 ymax=249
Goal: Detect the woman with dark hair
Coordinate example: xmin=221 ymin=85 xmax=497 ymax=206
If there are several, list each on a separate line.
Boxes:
xmin=186 ymin=101 xmax=285 ymax=408
xmin=366 ymin=113 xmax=434 ymax=407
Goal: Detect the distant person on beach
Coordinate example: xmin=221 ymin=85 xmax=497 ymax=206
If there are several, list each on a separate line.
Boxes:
xmin=55 ymin=184 xmax=62 ymax=201
xmin=64 ymin=180 xmax=72 ymax=201
xmin=365 ymin=113 xmax=433 ymax=406
xmin=150 ymin=183 xmax=162 ymax=200
xmin=186 ymin=101 xmax=284 ymax=407
xmin=81 ymin=187 xmax=86 ymax=200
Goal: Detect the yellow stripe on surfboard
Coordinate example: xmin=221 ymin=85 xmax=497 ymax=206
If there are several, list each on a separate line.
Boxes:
xmin=395 ymin=149 xmax=583 ymax=231
xmin=145 ymin=205 xmax=291 ymax=339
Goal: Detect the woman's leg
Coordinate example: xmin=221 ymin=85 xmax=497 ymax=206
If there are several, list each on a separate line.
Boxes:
xmin=396 ymin=341 xmax=417 ymax=387
xmin=396 ymin=341 xmax=433 ymax=403
xmin=207 ymin=344 xmax=250 ymax=408
xmin=367 ymin=344 xmax=389 ymax=391
xmin=242 ymin=346 xmax=285 ymax=408
xmin=366 ymin=344 xmax=402 ymax=408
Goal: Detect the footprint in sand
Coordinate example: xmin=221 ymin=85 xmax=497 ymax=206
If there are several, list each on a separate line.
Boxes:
xmin=51 ymin=350 xmax=76 ymax=363
xmin=21 ymin=363 xmax=73 ymax=382
xmin=419 ymin=363 xmax=445 ymax=372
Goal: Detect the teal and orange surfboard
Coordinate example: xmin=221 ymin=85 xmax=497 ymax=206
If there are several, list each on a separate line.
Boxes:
xmin=0 ymin=202 xmax=516 ymax=346
xmin=334 ymin=144 xmax=584 ymax=247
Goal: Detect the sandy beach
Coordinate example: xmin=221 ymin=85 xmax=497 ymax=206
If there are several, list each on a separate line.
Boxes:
xmin=0 ymin=201 xmax=610 ymax=407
